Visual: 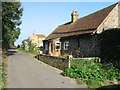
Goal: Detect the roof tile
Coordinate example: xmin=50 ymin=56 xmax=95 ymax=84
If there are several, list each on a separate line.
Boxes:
xmin=45 ymin=3 xmax=117 ymax=40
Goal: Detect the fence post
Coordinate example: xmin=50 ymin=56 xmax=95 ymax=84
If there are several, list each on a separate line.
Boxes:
xmin=68 ymin=55 xmax=73 ymax=68
xmin=68 ymin=59 xmax=70 ymax=68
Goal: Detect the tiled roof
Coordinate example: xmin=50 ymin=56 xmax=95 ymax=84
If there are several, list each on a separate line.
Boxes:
xmin=45 ymin=3 xmax=117 ymax=40
xmin=36 ymin=34 xmax=46 ymax=38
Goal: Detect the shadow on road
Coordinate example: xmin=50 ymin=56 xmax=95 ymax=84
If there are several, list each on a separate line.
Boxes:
xmin=8 ymin=48 xmax=17 ymax=56
xmin=96 ymin=84 xmax=120 ymax=90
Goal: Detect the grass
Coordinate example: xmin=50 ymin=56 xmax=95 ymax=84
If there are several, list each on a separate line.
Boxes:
xmin=0 ymin=57 xmax=7 ymax=89
xmin=17 ymin=48 xmax=37 ymax=55
xmin=0 ymin=64 xmax=3 ymax=88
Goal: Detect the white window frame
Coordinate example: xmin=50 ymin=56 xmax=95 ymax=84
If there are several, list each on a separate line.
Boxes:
xmin=55 ymin=41 xmax=61 ymax=50
xmin=64 ymin=42 xmax=69 ymax=50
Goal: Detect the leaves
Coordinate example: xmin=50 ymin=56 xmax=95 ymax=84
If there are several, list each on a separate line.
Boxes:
xmin=62 ymin=58 xmax=120 ymax=88
xmin=2 ymin=2 xmax=23 ymax=48
xmin=99 ymin=28 xmax=120 ymax=68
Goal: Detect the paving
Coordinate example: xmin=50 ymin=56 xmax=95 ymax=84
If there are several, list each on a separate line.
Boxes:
xmin=7 ymin=49 xmax=87 ymax=88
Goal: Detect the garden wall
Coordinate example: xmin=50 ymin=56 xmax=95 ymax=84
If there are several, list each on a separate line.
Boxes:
xmin=35 ymin=54 xmax=69 ymax=71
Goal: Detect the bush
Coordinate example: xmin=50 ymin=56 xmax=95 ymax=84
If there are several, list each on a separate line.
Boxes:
xmin=62 ymin=58 xmax=120 ymax=88
xmin=99 ymin=28 xmax=120 ymax=68
xmin=61 ymin=53 xmax=69 ymax=59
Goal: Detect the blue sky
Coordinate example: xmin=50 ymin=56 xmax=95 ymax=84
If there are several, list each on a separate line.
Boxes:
xmin=15 ymin=2 xmax=117 ymax=46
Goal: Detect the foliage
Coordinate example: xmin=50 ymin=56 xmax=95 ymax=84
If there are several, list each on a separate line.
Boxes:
xmin=76 ymin=48 xmax=81 ymax=57
xmin=21 ymin=39 xmax=26 ymax=50
xmin=99 ymin=28 xmax=120 ymax=68
xmin=2 ymin=2 xmax=23 ymax=50
xmin=27 ymin=40 xmax=36 ymax=52
xmin=61 ymin=53 xmax=69 ymax=59
xmin=18 ymin=48 xmax=37 ymax=55
xmin=0 ymin=58 xmax=7 ymax=88
xmin=20 ymin=39 xmax=39 ymax=55
xmin=62 ymin=58 xmax=120 ymax=88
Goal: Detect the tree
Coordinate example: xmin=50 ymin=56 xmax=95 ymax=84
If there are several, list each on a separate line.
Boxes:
xmin=21 ymin=39 xmax=26 ymax=50
xmin=2 ymin=2 xmax=23 ymax=52
xmin=26 ymin=39 xmax=36 ymax=52
xmin=21 ymin=39 xmax=36 ymax=52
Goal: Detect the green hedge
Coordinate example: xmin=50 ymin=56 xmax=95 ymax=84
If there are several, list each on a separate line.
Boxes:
xmin=99 ymin=28 xmax=120 ymax=68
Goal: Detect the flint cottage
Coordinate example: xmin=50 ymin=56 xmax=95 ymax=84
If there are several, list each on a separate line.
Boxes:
xmin=43 ymin=2 xmax=120 ymax=57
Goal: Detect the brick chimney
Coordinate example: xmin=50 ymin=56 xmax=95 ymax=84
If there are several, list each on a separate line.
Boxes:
xmin=71 ymin=11 xmax=79 ymax=23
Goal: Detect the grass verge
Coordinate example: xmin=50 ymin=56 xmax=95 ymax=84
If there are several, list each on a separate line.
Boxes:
xmin=17 ymin=48 xmax=37 ymax=55
xmin=0 ymin=57 xmax=7 ymax=89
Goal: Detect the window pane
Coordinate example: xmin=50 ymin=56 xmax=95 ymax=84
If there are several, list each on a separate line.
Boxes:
xmin=64 ymin=42 xmax=69 ymax=50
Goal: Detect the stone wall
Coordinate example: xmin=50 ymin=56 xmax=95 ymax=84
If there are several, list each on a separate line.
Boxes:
xmin=97 ymin=4 xmax=118 ymax=33
xmin=118 ymin=3 xmax=120 ymax=28
xmin=61 ymin=36 xmax=78 ymax=57
xmin=61 ymin=34 xmax=100 ymax=57
xmin=79 ymin=35 xmax=100 ymax=57
xmin=36 ymin=54 xmax=69 ymax=71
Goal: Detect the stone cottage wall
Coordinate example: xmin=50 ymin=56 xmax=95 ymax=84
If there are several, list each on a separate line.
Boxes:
xmin=61 ymin=34 xmax=100 ymax=57
xmin=97 ymin=4 xmax=118 ymax=33
xmin=61 ymin=36 xmax=79 ymax=57
xmin=79 ymin=35 xmax=100 ymax=57
xmin=118 ymin=3 xmax=120 ymax=28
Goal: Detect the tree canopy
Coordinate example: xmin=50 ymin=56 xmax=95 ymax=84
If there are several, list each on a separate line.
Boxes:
xmin=2 ymin=1 xmax=23 ymax=50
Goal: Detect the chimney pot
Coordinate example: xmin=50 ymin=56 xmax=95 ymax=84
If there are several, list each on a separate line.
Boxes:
xmin=71 ymin=11 xmax=79 ymax=23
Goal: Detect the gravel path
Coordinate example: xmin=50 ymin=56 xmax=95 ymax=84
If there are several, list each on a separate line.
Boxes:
xmin=7 ymin=49 xmax=87 ymax=88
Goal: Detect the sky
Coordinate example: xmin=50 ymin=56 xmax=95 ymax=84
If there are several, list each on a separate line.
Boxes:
xmin=14 ymin=1 xmax=118 ymax=46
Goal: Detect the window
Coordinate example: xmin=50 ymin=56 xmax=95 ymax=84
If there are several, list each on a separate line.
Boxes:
xmin=45 ymin=42 xmax=48 ymax=50
xmin=64 ymin=42 xmax=69 ymax=50
xmin=49 ymin=42 xmax=52 ymax=53
xmin=103 ymin=26 xmax=109 ymax=31
xmin=55 ymin=41 xmax=61 ymax=50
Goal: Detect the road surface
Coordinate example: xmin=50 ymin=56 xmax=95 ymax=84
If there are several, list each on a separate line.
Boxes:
xmin=7 ymin=49 xmax=87 ymax=88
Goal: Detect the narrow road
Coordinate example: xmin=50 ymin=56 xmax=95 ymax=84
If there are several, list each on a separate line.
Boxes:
xmin=7 ymin=49 xmax=86 ymax=88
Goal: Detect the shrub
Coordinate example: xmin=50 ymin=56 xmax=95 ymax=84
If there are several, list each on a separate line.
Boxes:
xmin=62 ymin=58 xmax=120 ymax=88
xmin=61 ymin=53 xmax=69 ymax=59
xmin=99 ymin=28 xmax=120 ymax=68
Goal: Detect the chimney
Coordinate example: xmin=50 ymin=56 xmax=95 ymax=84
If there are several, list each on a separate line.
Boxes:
xmin=71 ymin=11 xmax=79 ymax=23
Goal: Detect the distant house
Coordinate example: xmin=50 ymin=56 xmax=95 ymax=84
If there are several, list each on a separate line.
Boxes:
xmin=43 ymin=2 xmax=120 ymax=57
xmin=29 ymin=33 xmax=46 ymax=47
